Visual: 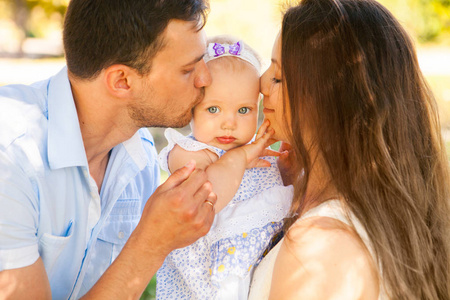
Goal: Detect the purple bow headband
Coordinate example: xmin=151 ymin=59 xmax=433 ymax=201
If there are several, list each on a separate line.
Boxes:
xmin=211 ymin=41 xmax=242 ymax=57
xmin=205 ymin=41 xmax=261 ymax=72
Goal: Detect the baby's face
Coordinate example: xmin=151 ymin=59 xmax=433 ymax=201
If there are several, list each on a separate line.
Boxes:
xmin=191 ymin=63 xmax=260 ymax=151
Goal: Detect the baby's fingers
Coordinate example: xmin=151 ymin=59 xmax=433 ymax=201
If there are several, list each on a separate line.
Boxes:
xmin=259 ymin=128 xmax=275 ymax=146
xmin=249 ymin=158 xmax=272 ymax=169
xmin=261 ymin=148 xmax=280 ymax=157
xmin=256 ymin=120 xmax=271 ymax=140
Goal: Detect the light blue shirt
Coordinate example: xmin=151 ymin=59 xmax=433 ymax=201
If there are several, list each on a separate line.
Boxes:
xmin=0 ymin=67 xmax=160 ymax=299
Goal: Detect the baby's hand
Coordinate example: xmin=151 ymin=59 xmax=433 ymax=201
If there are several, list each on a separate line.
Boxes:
xmin=242 ymin=120 xmax=279 ymax=168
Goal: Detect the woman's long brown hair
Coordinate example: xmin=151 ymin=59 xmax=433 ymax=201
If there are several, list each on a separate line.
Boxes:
xmin=281 ymin=0 xmax=450 ymax=298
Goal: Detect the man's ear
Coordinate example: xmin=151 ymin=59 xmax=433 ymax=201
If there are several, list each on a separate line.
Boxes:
xmin=103 ymin=65 xmax=135 ymax=97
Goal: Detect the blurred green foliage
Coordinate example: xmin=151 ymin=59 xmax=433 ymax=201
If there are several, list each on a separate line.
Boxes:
xmin=0 ymin=0 xmax=67 ymax=37
xmin=140 ymin=276 xmax=157 ymax=300
xmin=407 ymin=0 xmax=450 ymax=43
xmin=367 ymin=0 xmax=450 ymax=43
xmin=0 ymin=0 xmax=449 ymax=44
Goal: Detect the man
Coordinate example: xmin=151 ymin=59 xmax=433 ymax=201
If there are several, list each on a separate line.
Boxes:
xmin=0 ymin=0 xmax=217 ymax=299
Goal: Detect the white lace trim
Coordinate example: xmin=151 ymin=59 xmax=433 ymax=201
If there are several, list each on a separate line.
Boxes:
xmin=157 ymin=128 xmax=225 ymax=174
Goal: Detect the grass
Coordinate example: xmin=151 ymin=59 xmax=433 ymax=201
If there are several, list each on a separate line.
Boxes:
xmin=140 ymin=276 xmax=156 ymax=300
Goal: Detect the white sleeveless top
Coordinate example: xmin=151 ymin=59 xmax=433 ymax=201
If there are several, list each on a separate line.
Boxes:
xmin=248 ymin=200 xmax=386 ymax=300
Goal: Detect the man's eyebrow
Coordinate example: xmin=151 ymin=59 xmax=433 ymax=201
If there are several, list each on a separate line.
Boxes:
xmin=182 ymin=53 xmax=206 ymax=67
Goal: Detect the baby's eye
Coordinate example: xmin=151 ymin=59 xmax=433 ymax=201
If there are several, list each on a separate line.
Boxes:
xmin=238 ymin=107 xmax=250 ymax=114
xmin=207 ymin=106 xmax=220 ymax=113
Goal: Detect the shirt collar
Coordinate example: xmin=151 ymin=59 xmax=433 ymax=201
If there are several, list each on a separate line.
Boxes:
xmin=122 ymin=130 xmax=149 ymax=171
xmin=47 ymin=67 xmax=88 ymax=169
xmin=47 ymin=67 xmax=149 ymax=171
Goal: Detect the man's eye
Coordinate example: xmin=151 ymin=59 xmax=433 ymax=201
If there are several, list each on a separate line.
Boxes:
xmin=182 ymin=68 xmax=195 ymax=74
xmin=238 ymin=107 xmax=250 ymax=114
xmin=207 ymin=107 xmax=219 ymax=113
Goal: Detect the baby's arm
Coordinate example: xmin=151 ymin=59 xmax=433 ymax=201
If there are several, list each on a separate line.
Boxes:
xmin=168 ymin=121 xmax=275 ymax=213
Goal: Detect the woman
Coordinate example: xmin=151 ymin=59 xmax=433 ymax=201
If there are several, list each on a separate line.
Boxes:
xmin=249 ymin=0 xmax=450 ymax=298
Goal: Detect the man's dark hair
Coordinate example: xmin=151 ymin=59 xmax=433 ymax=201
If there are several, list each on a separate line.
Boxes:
xmin=63 ymin=0 xmax=209 ymax=79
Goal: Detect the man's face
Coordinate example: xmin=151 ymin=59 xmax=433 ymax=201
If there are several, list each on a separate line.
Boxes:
xmin=128 ymin=19 xmax=211 ymax=128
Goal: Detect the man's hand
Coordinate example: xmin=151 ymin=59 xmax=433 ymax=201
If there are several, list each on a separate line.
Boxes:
xmin=135 ymin=160 xmax=216 ymax=258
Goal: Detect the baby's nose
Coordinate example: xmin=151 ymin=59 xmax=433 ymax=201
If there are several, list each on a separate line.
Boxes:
xmin=221 ymin=115 xmax=236 ymax=130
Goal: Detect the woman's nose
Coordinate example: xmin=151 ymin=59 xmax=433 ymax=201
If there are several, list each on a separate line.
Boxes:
xmin=260 ymin=70 xmax=274 ymax=110
xmin=260 ymin=69 xmax=269 ymax=97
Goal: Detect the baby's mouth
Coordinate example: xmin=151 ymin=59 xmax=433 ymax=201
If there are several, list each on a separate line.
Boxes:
xmin=216 ymin=136 xmax=236 ymax=144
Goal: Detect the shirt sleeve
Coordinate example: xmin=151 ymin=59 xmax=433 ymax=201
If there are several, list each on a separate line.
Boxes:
xmin=0 ymin=150 xmax=39 ymax=270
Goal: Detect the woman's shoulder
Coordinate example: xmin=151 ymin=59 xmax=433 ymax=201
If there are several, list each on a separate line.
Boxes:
xmin=287 ymin=213 xmax=363 ymax=244
xmin=269 ymin=216 xmax=379 ymax=299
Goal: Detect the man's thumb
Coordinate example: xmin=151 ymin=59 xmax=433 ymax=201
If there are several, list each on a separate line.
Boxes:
xmin=162 ymin=160 xmax=196 ymax=190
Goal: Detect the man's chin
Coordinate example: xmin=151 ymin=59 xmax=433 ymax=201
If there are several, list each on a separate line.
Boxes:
xmin=147 ymin=112 xmax=192 ymax=128
xmin=172 ymin=112 xmax=192 ymax=128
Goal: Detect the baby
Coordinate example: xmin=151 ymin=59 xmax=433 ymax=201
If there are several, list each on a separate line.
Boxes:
xmin=156 ymin=35 xmax=293 ymax=300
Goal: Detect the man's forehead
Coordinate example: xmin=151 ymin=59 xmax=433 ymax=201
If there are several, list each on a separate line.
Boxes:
xmin=163 ymin=19 xmax=204 ymax=43
xmin=158 ymin=20 xmax=206 ymax=60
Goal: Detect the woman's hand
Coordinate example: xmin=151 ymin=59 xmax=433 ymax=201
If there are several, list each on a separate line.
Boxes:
xmin=277 ymin=142 xmax=298 ymax=186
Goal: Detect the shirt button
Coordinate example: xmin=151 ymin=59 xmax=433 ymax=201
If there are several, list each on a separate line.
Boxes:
xmin=118 ymin=231 xmax=125 ymax=239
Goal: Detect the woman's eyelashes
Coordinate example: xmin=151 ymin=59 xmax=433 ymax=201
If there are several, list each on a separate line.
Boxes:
xmin=271 ymin=77 xmax=281 ymax=84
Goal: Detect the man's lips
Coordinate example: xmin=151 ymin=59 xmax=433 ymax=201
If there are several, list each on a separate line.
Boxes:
xmin=216 ymin=136 xmax=236 ymax=144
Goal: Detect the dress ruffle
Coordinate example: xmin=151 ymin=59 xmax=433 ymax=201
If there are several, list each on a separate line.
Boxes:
xmin=158 ymin=128 xmax=225 ymax=174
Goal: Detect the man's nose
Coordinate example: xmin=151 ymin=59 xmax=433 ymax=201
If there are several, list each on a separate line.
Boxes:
xmin=194 ymin=59 xmax=212 ymax=88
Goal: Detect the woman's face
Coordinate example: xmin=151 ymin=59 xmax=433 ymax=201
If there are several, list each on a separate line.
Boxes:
xmin=261 ymin=34 xmax=290 ymax=142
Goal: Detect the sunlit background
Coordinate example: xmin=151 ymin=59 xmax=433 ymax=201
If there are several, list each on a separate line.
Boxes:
xmin=0 ymin=0 xmax=449 ymax=127
xmin=0 ymin=0 xmax=449 ymax=298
